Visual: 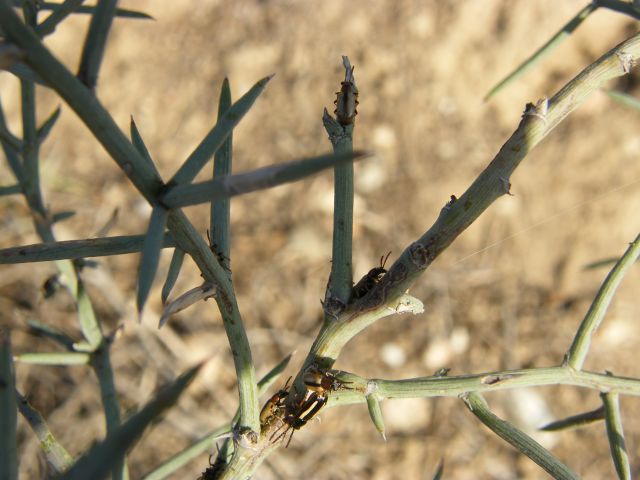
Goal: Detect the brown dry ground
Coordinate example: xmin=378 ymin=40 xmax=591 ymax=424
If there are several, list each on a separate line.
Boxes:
xmin=2 ymin=1 xmax=640 ymax=479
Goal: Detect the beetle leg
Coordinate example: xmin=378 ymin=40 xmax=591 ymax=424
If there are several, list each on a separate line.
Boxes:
xmin=284 ymin=426 xmax=296 ymax=448
xmin=269 ymin=420 xmax=289 ymax=443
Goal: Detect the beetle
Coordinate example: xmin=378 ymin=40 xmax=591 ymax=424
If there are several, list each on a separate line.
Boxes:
xmin=197 ymin=453 xmax=225 ymax=480
xmin=285 ymin=391 xmax=326 ymax=428
xmin=270 ymin=366 xmax=352 ymax=447
xmin=303 ymin=365 xmax=352 ymax=394
xmin=206 ymin=229 xmax=231 ymax=273
xmin=352 ymin=251 xmax=391 ymax=300
xmin=273 ymin=391 xmax=327 ymax=448
xmin=260 ymin=377 xmax=291 ymax=433
xmin=334 ymin=66 xmax=359 ymax=126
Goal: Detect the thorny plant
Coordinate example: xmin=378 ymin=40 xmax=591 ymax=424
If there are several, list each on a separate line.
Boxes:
xmin=0 ymin=2 xmax=640 ymax=480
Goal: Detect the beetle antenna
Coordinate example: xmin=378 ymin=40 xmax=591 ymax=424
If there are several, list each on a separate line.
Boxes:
xmin=283 ymin=376 xmax=292 ymax=390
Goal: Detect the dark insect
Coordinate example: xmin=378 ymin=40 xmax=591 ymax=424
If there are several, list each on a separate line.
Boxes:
xmin=352 ymin=251 xmax=391 ymax=300
xmin=280 ymin=391 xmax=327 ymax=447
xmin=302 ymin=365 xmax=352 ymax=394
xmin=206 ymin=229 xmax=231 ymax=273
xmin=197 ymin=454 xmax=226 ymax=480
xmin=334 ymin=66 xmax=359 ymax=126
xmin=271 ymin=366 xmax=352 ymax=447
xmin=42 ymin=274 xmax=62 ymax=299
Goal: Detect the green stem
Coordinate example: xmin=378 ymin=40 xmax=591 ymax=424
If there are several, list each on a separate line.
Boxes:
xmin=0 ymin=99 xmax=25 ymax=181
xmin=211 ymin=78 xmax=232 ymax=269
xmin=0 ymin=234 xmax=176 ymax=264
xmin=462 ymin=392 xmax=578 ymax=480
xmin=601 ymin=391 xmax=631 ymax=480
xmin=169 ymin=75 xmax=272 ymax=186
xmin=91 ymin=341 xmax=127 ymax=480
xmin=485 ymin=2 xmax=597 ymax=100
xmin=166 ymin=209 xmax=259 ymax=431
xmin=76 ymin=0 xmax=117 ymax=90
xmin=15 ymin=352 xmax=91 ymax=365
xmin=16 ymin=390 xmax=74 ymax=474
xmin=325 ymin=366 xmax=640 ymax=408
xmin=140 ymin=425 xmax=231 ymax=480
xmin=324 ymin=106 xmax=354 ymax=305
xmin=598 ymin=0 xmax=640 ymax=20
xmin=36 ymin=0 xmax=84 ymax=37
xmin=20 ymin=76 xmax=49 ymax=239
xmin=0 ymin=332 xmax=18 ymax=480
xmin=564 ymin=233 xmax=640 ymax=370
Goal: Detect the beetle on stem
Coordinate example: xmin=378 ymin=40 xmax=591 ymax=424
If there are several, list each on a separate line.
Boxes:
xmin=352 ymin=251 xmax=391 ymax=300
xmin=260 ymin=377 xmax=291 ymax=434
xmin=270 ymin=366 xmax=352 ymax=447
xmin=334 ymin=65 xmax=359 ymax=126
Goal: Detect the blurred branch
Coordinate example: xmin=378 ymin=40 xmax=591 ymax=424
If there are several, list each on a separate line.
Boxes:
xmin=36 ymin=0 xmax=85 ymax=37
xmin=485 ymin=2 xmax=597 ymax=101
xmin=34 ymin=0 xmax=153 ymax=37
xmin=605 ymin=89 xmax=640 ymax=111
xmin=15 ymin=352 xmax=91 ymax=365
xmin=136 ymin=205 xmax=169 ymax=314
xmin=485 ymin=0 xmax=640 ymax=101
xmin=539 ymin=406 xmax=605 ymax=431
xmin=60 ymin=364 xmax=202 ymax=480
xmin=0 ymin=97 xmax=25 ymax=182
xmin=26 ymin=319 xmax=76 ymax=350
xmin=3 ymin=5 xmax=125 ymax=477
xmin=601 ymin=391 xmax=631 ymax=480
xmin=16 ymin=390 xmax=74 ymax=474
xmin=141 ymin=353 xmax=292 ymax=480
xmin=0 ymin=234 xmax=175 ymax=264
xmin=0 ymin=39 xmax=24 ymax=72
xmin=161 ymin=247 xmax=185 ymax=304
xmin=141 ymin=424 xmax=231 ymax=480
xmin=0 ymin=332 xmax=18 ymax=480
xmin=0 ymin=3 xmax=261 ymax=432
xmin=77 ymin=0 xmax=118 ymax=90
xmin=564 ymin=233 xmax=640 ymax=370
xmin=0 ymin=99 xmax=23 ymax=151
xmin=598 ymin=0 xmax=640 ymax=20
xmin=161 ymin=151 xmax=368 ymax=208
xmin=462 ymin=392 xmax=579 ymax=480
xmin=169 ymin=75 xmax=272 ymax=186
xmin=10 ymin=1 xmax=152 ymax=21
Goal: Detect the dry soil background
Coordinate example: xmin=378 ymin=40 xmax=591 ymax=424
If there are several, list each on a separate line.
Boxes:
xmin=2 ymin=1 xmax=640 ymax=479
